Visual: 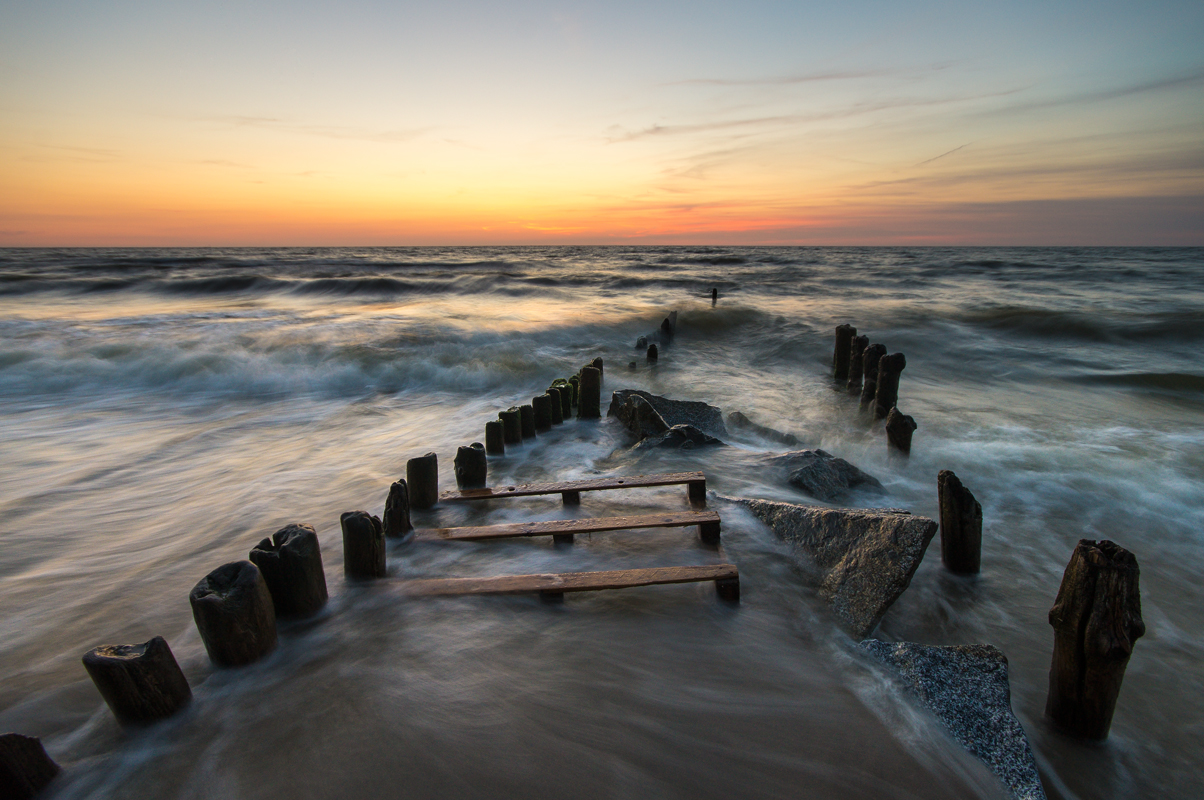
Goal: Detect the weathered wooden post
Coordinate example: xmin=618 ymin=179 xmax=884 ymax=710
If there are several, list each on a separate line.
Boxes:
xmin=636 ymin=335 xmax=648 ymax=350
xmin=1046 ymin=539 xmax=1145 ymax=739
xmin=189 ymin=561 xmax=277 ymax=667
xmin=0 ymin=734 xmax=60 ymax=800
xmin=591 ymin=356 xmax=604 ymax=376
xmin=846 ymin=334 xmax=869 ymax=390
xmin=859 ymin=343 xmax=887 ymax=409
xmin=485 ymin=420 xmax=505 ymax=455
xmin=833 ymin=324 xmax=857 ymax=381
xmin=532 ymin=394 xmax=553 ymax=431
xmin=82 ymin=636 xmax=192 ymax=725
xmin=382 ymin=479 xmax=413 ymax=537
xmin=454 ymin=443 xmax=488 ymax=489
xmin=499 ymin=408 xmax=522 ymax=445
xmin=546 ymin=389 xmax=564 ymax=424
xmin=341 ymin=511 xmax=386 ymax=579
xmin=568 ymin=375 xmax=580 ymax=407
xmin=647 ymin=343 xmax=659 ymax=363
xmin=578 ymin=366 xmax=601 ymax=419
xmin=660 ymin=314 xmax=675 ymax=340
xmin=249 ymin=523 xmax=328 ymax=616
xmin=885 ymin=407 xmax=917 ymax=454
xmin=874 ymin=353 xmax=906 ymax=419
xmin=938 ymin=470 xmax=981 ymax=573
xmin=407 ymin=452 xmax=439 ymax=509
xmin=712 ymin=287 xmax=718 ymax=306
xmin=519 ymin=404 xmax=536 ymax=439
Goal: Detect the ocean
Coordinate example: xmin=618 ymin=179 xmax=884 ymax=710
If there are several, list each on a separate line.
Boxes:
xmin=1 ymin=246 xmax=1201 ymax=799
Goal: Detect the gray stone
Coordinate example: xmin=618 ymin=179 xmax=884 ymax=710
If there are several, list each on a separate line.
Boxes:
xmin=607 ymin=389 xmax=727 ymax=440
xmin=730 ymin=497 xmax=936 ymax=636
xmin=726 ymin=411 xmax=801 ymax=446
xmin=631 ymin=424 xmax=724 ymax=451
xmin=860 ymin=641 xmax=1047 ymax=800
xmin=769 ymin=449 xmax=882 ymax=501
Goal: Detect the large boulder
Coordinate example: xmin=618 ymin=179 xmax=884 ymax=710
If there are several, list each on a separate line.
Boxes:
xmin=860 ymin=641 xmax=1047 ymax=800
xmin=769 ymin=449 xmax=882 ymax=501
xmin=608 ymin=390 xmax=726 ymax=440
xmin=730 ymin=497 xmax=936 ymax=636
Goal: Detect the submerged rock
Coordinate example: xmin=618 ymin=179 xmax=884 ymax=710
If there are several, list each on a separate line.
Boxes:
xmin=769 ymin=449 xmax=882 ymax=501
xmin=730 ymin=497 xmax=935 ymax=636
xmin=631 ymin=424 xmax=723 ymax=451
xmin=860 ymin=641 xmax=1047 ymax=800
xmin=726 ymin=411 xmax=801 ymax=446
xmin=608 ymin=389 xmax=727 ymax=440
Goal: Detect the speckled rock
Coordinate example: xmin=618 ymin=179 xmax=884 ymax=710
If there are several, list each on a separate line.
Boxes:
xmin=860 ymin=641 xmax=1047 ymax=800
xmin=631 ymin=424 xmax=724 ymax=451
xmin=607 ymin=389 xmax=727 ymax=440
xmin=730 ymin=497 xmax=935 ymax=636
xmin=769 ymin=449 xmax=883 ymax=501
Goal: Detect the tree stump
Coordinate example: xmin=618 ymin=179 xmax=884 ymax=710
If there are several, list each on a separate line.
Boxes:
xmin=499 ymin=408 xmax=522 ymax=445
xmin=873 ymin=352 xmax=907 ymax=420
xmin=82 ymin=635 xmax=192 ymax=725
xmin=382 ymin=479 xmax=413 ymax=537
xmin=485 ymin=421 xmax=505 ymax=455
xmin=407 ymin=451 xmax=439 ymax=509
xmin=885 ymin=407 xmax=917 ymax=454
xmin=454 ymin=443 xmax=488 ymax=490
xmin=0 ymin=734 xmax=60 ymax=800
xmin=532 ymin=394 xmax=553 ymax=431
xmin=938 ymin=470 xmax=981 ymax=573
xmin=1046 ymin=540 xmax=1145 ymax=740
xmin=189 ymin=561 xmax=277 ymax=667
xmin=846 ymin=334 xmax=869 ymax=390
xmin=341 ymin=511 xmax=386 ymax=579
xmin=833 ymin=324 xmax=857 ymax=381
xmin=249 ymin=524 xmax=328 ymax=617
xmin=578 ymin=366 xmax=602 ymax=419
xmin=859 ymin=343 xmax=887 ymax=409
xmin=647 ymin=344 xmax=659 ymax=363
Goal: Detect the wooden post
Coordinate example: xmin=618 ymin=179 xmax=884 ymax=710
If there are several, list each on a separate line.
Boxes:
xmin=846 ymin=334 xmax=869 ymax=390
xmin=636 ymin=335 xmax=648 ymax=350
xmin=499 ymin=408 xmax=522 ymax=445
xmin=711 ymin=287 xmax=718 ymax=306
xmin=520 ymin=404 xmax=536 ymax=439
xmin=699 ymin=520 xmax=721 ymax=546
xmin=341 ymin=511 xmax=386 ymax=579
xmin=189 ymin=561 xmax=277 ymax=667
xmin=485 ymin=420 xmax=505 ymax=455
xmin=688 ymin=478 xmax=707 ymax=507
xmin=859 ymin=343 xmax=887 ymax=409
xmin=382 ymin=479 xmax=413 ymax=537
xmin=454 ymin=443 xmax=488 ymax=490
xmin=647 ymin=343 xmax=659 ymax=363
xmin=249 ymin=523 xmax=328 ymax=616
xmin=532 ymin=394 xmax=553 ymax=431
xmin=0 ymin=734 xmax=60 ymax=800
xmin=874 ymin=353 xmax=906 ymax=420
xmin=1046 ymin=539 xmax=1145 ymax=739
xmin=82 ymin=636 xmax=192 ymax=725
xmin=407 ymin=452 xmax=439 ymax=509
xmin=553 ymin=383 xmax=572 ymax=418
xmin=715 ymin=576 xmax=740 ymax=603
xmin=833 ymin=324 xmax=857 ymax=381
xmin=578 ymin=366 xmax=601 ymax=419
xmin=561 ymin=490 xmax=581 ymax=505
xmin=568 ymin=375 xmax=580 ymax=407
xmin=660 ymin=316 xmax=674 ymax=340
xmin=938 ymin=470 xmax=982 ymax=574
xmin=885 ymin=407 xmax=917 ymax=454
xmin=591 ymin=356 xmax=604 ymax=377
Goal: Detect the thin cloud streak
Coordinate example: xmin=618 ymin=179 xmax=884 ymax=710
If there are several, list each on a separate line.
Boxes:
xmin=189 ymin=114 xmax=432 ymax=144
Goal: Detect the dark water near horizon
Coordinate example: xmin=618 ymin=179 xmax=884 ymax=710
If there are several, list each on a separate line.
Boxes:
xmin=1 ymin=246 xmax=1201 ymax=800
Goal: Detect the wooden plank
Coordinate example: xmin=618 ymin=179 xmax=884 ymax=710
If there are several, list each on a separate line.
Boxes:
xmin=439 ymin=471 xmax=706 ymax=503
xmin=397 ymin=564 xmax=738 ymax=597
xmin=413 ymin=510 xmax=720 ymax=542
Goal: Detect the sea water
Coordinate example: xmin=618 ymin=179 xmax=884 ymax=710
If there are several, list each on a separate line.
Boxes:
xmin=0 ymin=246 xmax=1201 ymax=799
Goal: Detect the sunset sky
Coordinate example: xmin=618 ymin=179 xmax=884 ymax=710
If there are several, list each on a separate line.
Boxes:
xmin=2 ymin=0 xmax=1202 ymax=245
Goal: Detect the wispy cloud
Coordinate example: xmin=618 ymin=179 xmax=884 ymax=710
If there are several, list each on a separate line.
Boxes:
xmin=914 ymin=142 xmax=972 ymax=167
xmin=190 ymin=114 xmax=431 ymax=143
xmin=666 ymin=62 xmax=955 ymax=87
xmin=985 ymin=68 xmax=1204 ymax=117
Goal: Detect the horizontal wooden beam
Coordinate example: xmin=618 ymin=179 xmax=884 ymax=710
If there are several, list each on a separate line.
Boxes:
xmin=413 ymin=510 xmax=720 ymax=542
xmin=439 ymin=471 xmax=707 ymax=506
xmin=396 ymin=564 xmax=739 ymax=601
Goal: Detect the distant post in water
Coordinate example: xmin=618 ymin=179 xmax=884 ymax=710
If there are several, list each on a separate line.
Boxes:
xmin=454 ymin=443 xmax=488 ymax=490
xmin=859 ymin=343 xmax=887 ymax=409
xmin=0 ymin=733 xmax=60 ymax=800
xmin=485 ymin=420 xmax=505 ymax=455
xmin=499 ymin=408 xmax=522 ymax=445
xmin=647 ymin=343 xmax=659 ymax=363
xmin=532 ymin=394 xmax=552 ymax=431
xmin=591 ymin=356 xmax=604 ymax=377
xmin=938 ymin=470 xmax=981 ymax=573
xmin=846 ymin=334 xmax=869 ymax=391
xmin=578 ymin=366 xmax=601 ymax=419
xmin=407 ymin=452 xmax=439 ymax=509
xmin=635 ymin=336 xmax=648 ymax=350
xmin=382 ymin=479 xmax=413 ymax=536
xmin=833 ymin=324 xmax=857 ymax=381
xmin=873 ymin=352 xmax=906 ymax=419
xmin=82 ymin=636 xmax=192 ymax=725
xmin=341 ymin=511 xmax=386 ymax=579
xmin=189 ymin=561 xmax=277 ymax=667
xmin=885 ymin=407 xmax=917 ymax=454
xmin=249 ymin=523 xmax=328 ymax=616
xmin=711 ymin=287 xmax=718 ymax=306
xmin=1046 ymin=539 xmax=1145 ymax=740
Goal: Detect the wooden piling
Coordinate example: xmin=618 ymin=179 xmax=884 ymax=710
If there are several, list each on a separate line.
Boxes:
xmin=711 ymin=287 xmax=718 ymax=306
xmin=382 ymin=479 xmax=413 ymax=537
xmin=1046 ymin=539 xmax=1145 ymax=739
xmin=636 ymin=336 xmax=648 ymax=350
xmin=407 ymin=452 xmax=439 ymax=509
xmin=189 ymin=561 xmax=277 ymax=667
xmin=938 ymin=470 xmax=981 ymax=574
xmin=499 ymin=408 xmax=522 ymax=445
xmin=485 ymin=420 xmax=505 ymax=454
xmin=568 ymin=375 xmax=580 ymax=407
xmin=859 ymin=343 xmax=887 ymax=409
xmin=885 ymin=407 xmax=917 ymax=454
xmin=0 ymin=734 xmax=60 ymax=800
xmin=82 ymin=635 xmax=192 ymax=725
xmin=249 ymin=523 xmax=328 ymax=616
xmin=532 ymin=394 xmax=553 ymax=431
xmin=873 ymin=353 xmax=906 ymax=420
xmin=833 ymin=324 xmax=857 ymax=381
xmin=578 ymin=366 xmax=601 ymax=419
xmin=846 ymin=334 xmax=869 ymax=390
xmin=454 ymin=443 xmax=488 ymax=490
xmin=591 ymin=356 xmax=604 ymax=377
xmin=519 ymin=404 xmax=536 ymax=439
xmin=647 ymin=344 xmax=659 ymax=363
xmin=341 ymin=511 xmax=386 ymax=579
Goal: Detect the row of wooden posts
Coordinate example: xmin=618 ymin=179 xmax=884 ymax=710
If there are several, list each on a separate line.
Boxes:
xmin=832 ymin=324 xmax=917 ymax=454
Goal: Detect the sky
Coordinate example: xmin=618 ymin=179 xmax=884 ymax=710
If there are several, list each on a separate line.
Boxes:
xmin=1 ymin=0 xmax=1202 ymax=246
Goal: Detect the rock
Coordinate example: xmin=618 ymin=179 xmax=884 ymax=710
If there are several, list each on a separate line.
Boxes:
xmin=249 ymin=523 xmax=328 ymax=616
xmin=631 ymin=424 xmax=724 ymax=451
xmin=608 ymin=389 xmax=727 ymax=441
xmin=769 ymin=449 xmax=882 ymax=501
xmin=0 ymin=733 xmax=60 ymax=800
xmin=726 ymin=411 xmax=800 ymax=446
xmin=730 ymin=497 xmax=935 ymax=636
xmin=860 ymin=641 xmax=1047 ymax=800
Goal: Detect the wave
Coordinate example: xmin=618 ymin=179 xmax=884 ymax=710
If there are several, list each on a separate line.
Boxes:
xmin=954 ymin=307 xmax=1204 ymax=344
xmin=1071 ymin=371 xmax=1204 ymax=394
